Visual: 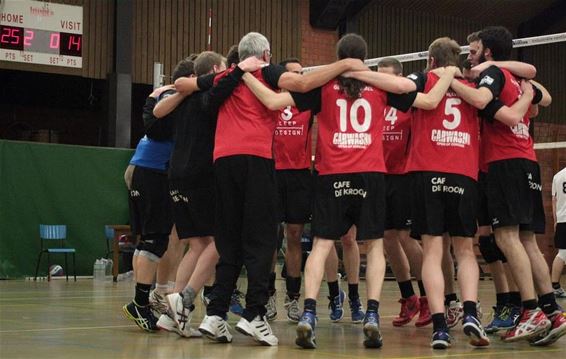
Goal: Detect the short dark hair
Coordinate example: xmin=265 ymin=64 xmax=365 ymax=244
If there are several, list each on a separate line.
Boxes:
xmin=194 ymin=51 xmax=224 ymax=76
xmin=225 ymin=45 xmax=239 ymax=67
xmin=172 ymin=58 xmax=195 ymax=81
xmin=279 ymin=57 xmax=301 ymax=67
xmin=377 ymin=57 xmax=403 ymax=75
xmin=478 ymin=26 xmax=513 ymax=61
xmin=466 ymin=31 xmax=480 ymax=44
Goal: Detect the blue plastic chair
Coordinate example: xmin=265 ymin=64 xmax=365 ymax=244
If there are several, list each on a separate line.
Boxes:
xmin=104 ymin=225 xmax=115 ymax=258
xmin=34 ymin=225 xmax=76 ymax=281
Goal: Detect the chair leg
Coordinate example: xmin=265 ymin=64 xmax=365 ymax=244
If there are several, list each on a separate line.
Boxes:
xmin=47 ymin=253 xmax=51 ymax=282
xmin=73 ymin=253 xmax=76 ymax=282
xmin=64 ymin=253 xmax=69 ymax=282
xmin=34 ymin=252 xmax=44 ymax=281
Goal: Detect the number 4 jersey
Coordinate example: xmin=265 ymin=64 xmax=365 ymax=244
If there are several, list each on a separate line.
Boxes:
xmin=383 ymin=106 xmax=412 ymax=175
xmin=393 ymin=71 xmax=480 ymax=181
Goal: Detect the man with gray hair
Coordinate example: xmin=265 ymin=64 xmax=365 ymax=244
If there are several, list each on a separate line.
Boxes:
xmin=176 ymin=32 xmax=367 ymax=346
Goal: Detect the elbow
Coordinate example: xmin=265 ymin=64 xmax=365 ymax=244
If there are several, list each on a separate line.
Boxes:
xmin=473 ymin=98 xmax=489 ymax=110
xmin=525 ymin=65 xmax=537 ymax=80
xmin=540 ymin=95 xmax=552 ymax=107
xmin=419 ymin=100 xmax=436 ymax=110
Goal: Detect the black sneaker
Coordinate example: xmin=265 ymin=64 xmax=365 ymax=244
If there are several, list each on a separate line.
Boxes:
xmin=123 ymin=301 xmax=159 ymax=332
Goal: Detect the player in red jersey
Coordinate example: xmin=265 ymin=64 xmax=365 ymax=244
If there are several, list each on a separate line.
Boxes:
xmin=450 ymin=26 xmax=565 ymax=346
xmin=376 ymin=57 xmax=431 ymax=328
xmin=241 ymin=33 xmax=458 ymax=349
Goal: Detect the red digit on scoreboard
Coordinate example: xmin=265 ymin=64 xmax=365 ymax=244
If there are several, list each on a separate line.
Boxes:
xmin=24 ymin=30 xmax=34 ymax=47
xmin=49 ymin=33 xmax=60 ymax=49
xmin=68 ymin=35 xmax=81 ymax=52
xmin=9 ymin=27 xmax=22 ymax=45
xmin=0 ymin=27 xmax=10 ymax=44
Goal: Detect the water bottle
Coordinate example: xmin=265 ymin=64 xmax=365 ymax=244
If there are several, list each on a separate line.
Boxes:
xmin=93 ymin=259 xmax=105 ymax=281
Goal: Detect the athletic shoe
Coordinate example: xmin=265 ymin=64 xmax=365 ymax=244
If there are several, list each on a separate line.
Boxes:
xmin=122 ymin=301 xmax=158 ymax=332
xmin=530 ymin=310 xmax=566 ymax=346
xmin=199 ymin=315 xmax=232 ymax=343
xmin=265 ymin=291 xmax=277 ymax=321
xmin=229 ymin=289 xmax=245 ymax=316
xmin=485 ymin=305 xmax=506 ymax=334
xmin=166 ymin=292 xmax=194 ymax=337
xmin=446 ymin=300 xmax=463 ymax=328
xmin=149 ymin=290 xmax=169 ymax=317
xmin=200 ymin=290 xmax=211 ymax=307
xmin=431 ymin=330 xmax=451 ymax=349
xmin=477 ymin=301 xmax=484 ymax=320
xmin=328 ymin=289 xmax=346 ymax=322
xmin=296 ymin=311 xmax=317 ymax=349
xmin=349 ymin=297 xmax=365 ymax=323
xmin=462 ymin=315 xmax=490 ymax=347
xmin=157 ymin=312 xmax=202 ymax=337
xmin=415 ymin=296 xmax=432 ymax=327
xmin=392 ymin=295 xmax=420 ymax=327
xmin=502 ymin=308 xmax=551 ymax=342
xmin=362 ymin=311 xmax=383 ymax=348
xmin=235 ymin=315 xmax=278 ymax=346
xmin=508 ymin=305 xmax=522 ymax=327
xmin=554 ymin=287 xmax=566 ymax=299
xmin=284 ymin=295 xmax=301 ymax=322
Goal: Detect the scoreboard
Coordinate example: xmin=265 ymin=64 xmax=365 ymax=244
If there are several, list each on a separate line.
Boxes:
xmin=0 ymin=0 xmax=83 ymax=68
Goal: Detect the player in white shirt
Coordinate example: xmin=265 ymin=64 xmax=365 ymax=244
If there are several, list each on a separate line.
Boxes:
xmin=551 ymin=167 xmax=566 ymax=298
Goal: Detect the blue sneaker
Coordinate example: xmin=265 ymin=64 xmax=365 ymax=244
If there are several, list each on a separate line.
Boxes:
xmin=362 ymin=311 xmax=383 ymax=348
xmin=431 ymin=330 xmax=451 ymax=349
xmin=485 ymin=305 xmax=506 ymax=333
xmin=349 ymin=297 xmax=365 ymax=323
xmin=328 ymin=289 xmax=346 ymax=322
xmin=229 ymin=290 xmax=244 ymax=316
xmin=507 ymin=305 xmax=522 ymax=328
xmin=463 ymin=315 xmax=490 ymax=347
xmin=296 ymin=311 xmax=317 ymax=349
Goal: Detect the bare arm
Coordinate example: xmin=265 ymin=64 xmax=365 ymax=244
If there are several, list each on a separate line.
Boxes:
xmin=411 ymin=67 xmax=458 ymax=110
xmin=278 ymin=58 xmax=366 ymax=93
xmin=450 ymin=79 xmax=494 ymax=109
xmin=342 ymin=71 xmax=417 ymax=94
xmin=242 ymin=72 xmax=295 ymax=110
xmin=153 ymin=92 xmax=187 ymax=119
xmin=471 ymin=60 xmax=536 ymax=80
xmin=174 ymin=76 xmax=200 ymax=95
xmin=491 ymin=80 xmax=534 ymax=127
xmin=530 ymin=79 xmax=552 ymax=107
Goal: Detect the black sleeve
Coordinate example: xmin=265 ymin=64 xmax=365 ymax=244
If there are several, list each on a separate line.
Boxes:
xmin=196 ymin=73 xmax=215 ymax=91
xmin=385 ymin=71 xmax=424 ymax=112
xmin=262 ymin=64 xmax=287 ymax=89
xmin=477 ymin=65 xmax=505 ymax=98
xmin=290 ymin=88 xmax=322 ymax=114
xmin=143 ymin=90 xmax=176 ymax=140
xmin=531 ymin=84 xmax=543 ymax=105
xmin=201 ymin=67 xmax=245 ymax=115
xmin=406 ymin=71 xmax=427 ymax=93
xmin=478 ymin=99 xmax=504 ymax=123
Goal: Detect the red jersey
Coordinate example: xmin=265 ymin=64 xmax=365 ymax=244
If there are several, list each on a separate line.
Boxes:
xmin=478 ymin=67 xmax=536 ymax=164
xmin=273 ymin=106 xmax=312 ymax=170
xmin=405 ymin=73 xmax=480 ymax=180
xmin=292 ymin=79 xmax=387 ymax=175
xmin=382 ymin=106 xmax=412 ymax=174
xmin=213 ymin=65 xmax=285 ymax=161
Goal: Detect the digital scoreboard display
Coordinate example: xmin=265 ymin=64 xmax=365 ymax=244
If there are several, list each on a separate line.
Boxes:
xmin=0 ymin=0 xmax=83 ymax=68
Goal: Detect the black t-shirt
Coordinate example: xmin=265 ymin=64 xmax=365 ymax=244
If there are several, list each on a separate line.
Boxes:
xmin=169 ymin=67 xmax=245 ymax=188
xmin=142 ymin=89 xmax=176 ymax=141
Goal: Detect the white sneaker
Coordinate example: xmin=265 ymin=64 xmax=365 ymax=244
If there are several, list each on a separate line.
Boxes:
xmin=199 ymin=315 xmax=233 ymax=343
xmin=157 ymin=312 xmax=202 ymax=338
xmin=200 ymin=290 xmax=211 ymax=307
xmin=149 ymin=289 xmax=169 ymax=317
xmin=554 ymin=287 xmax=566 ymax=298
xmin=235 ymin=315 xmax=278 ymax=346
xmin=266 ymin=292 xmax=277 ymax=321
xmin=284 ymin=295 xmax=301 ymax=322
xmin=446 ymin=301 xmax=463 ymax=328
xmin=166 ymin=292 xmax=194 ymax=337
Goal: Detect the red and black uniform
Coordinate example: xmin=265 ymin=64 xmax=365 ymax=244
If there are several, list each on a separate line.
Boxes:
xmin=292 ymin=79 xmax=395 ymax=241
xmin=393 ymin=71 xmax=481 ymax=238
xmin=273 ymin=106 xmax=314 ymax=224
xmin=203 ymin=64 xmax=286 ymax=322
xmin=477 ymin=66 xmax=545 ymax=233
xmin=382 ymin=106 xmax=413 ymax=230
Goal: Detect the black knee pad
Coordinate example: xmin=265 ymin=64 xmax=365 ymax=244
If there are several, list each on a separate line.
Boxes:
xmin=478 ymin=235 xmax=500 ymax=264
xmin=138 ymin=233 xmax=169 ymax=258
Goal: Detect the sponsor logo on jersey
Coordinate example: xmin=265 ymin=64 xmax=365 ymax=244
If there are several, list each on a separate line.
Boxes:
xmin=479 ymin=75 xmax=494 ymax=86
xmin=431 ymin=129 xmax=471 ymax=147
xmin=333 ymin=132 xmax=372 ymax=148
xmin=333 ymin=180 xmax=367 ymax=198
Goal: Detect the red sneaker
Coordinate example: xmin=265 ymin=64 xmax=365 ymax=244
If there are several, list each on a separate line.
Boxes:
xmin=415 ymin=296 xmax=432 ymax=327
xmin=392 ymin=295 xmax=420 ymax=327
xmin=503 ymin=308 xmax=551 ymax=342
xmin=530 ymin=310 xmax=566 ymax=346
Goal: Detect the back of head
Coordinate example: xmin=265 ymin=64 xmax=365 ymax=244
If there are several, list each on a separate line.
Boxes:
xmin=226 ymin=45 xmax=239 ymax=67
xmin=428 ymin=37 xmax=461 ymax=68
xmin=172 ymin=57 xmax=195 ymax=81
xmin=336 ymin=33 xmax=368 ymax=99
xmin=478 ymin=26 xmax=513 ymax=61
xmin=378 ymin=57 xmax=403 ymax=75
xmin=194 ymin=51 xmax=224 ymax=76
xmin=238 ymin=32 xmax=270 ymax=60
xmin=279 ymin=57 xmax=301 ymax=68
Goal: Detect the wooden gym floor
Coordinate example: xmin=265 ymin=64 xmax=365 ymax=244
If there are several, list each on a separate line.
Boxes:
xmin=1 ymin=277 xmax=565 ymax=359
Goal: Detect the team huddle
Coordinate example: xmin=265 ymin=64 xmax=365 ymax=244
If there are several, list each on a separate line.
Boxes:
xmin=122 ymin=26 xmax=566 ymax=350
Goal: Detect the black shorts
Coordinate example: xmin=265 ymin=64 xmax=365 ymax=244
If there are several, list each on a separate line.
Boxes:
xmin=170 ymin=185 xmax=215 ymax=238
xmin=555 ymin=223 xmax=566 ymax=249
xmin=128 ymin=166 xmax=172 ymax=236
xmin=385 ymin=174 xmax=412 ymax=230
xmin=312 ymin=172 xmax=385 ymax=241
xmin=411 ymin=172 xmax=478 ymax=238
xmin=477 ymin=171 xmax=491 ymax=227
xmin=276 ymin=169 xmax=312 ymax=224
xmin=487 ymin=159 xmax=545 ymax=234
